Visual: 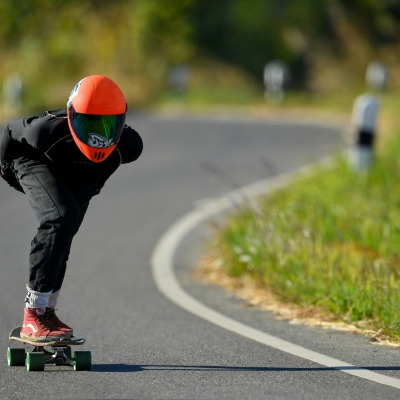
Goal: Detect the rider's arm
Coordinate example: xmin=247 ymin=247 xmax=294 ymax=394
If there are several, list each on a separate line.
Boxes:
xmin=117 ymin=125 xmax=143 ymax=164
xmin=0 ymin=114 xmax=50 ymax=193
xmin=0 ymin=124 xmax=25 ymax=193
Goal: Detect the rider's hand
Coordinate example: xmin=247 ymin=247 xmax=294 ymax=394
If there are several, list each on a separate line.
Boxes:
xmin=0 ymin=165 xmax=24 ymax=193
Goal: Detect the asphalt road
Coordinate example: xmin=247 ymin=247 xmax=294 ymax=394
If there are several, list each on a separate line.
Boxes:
xmin=1 ymin=113 xmax=399 ymax=399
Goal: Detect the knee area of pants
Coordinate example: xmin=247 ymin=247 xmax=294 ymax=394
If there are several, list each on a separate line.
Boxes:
xmin=58 ymin=209 xmax=80 ymax=233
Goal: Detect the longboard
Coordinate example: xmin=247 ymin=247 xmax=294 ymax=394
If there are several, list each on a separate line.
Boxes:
xmin=9 ymin=326 xmax=85 ymax=346
xmin=8 ymin=326 xmax=91 ymax=371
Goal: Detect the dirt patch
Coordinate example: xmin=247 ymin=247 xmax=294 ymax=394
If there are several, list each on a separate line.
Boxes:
xmin=195 ymin=253 xmax=400 ymax=348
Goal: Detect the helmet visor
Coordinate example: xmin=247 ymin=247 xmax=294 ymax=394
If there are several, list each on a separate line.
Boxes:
xmin=68 ymin=105 xmax=126 ymax=149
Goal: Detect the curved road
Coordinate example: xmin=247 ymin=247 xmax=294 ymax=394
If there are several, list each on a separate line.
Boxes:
xmin=1 ymin=113 xmax=399 ymax=399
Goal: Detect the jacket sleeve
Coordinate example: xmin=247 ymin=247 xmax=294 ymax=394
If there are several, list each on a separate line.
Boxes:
xmin=0 ymin=113 xmax=66 ymax=163
xmin=117 ymin=125 xmax=143 ymax=164
xmin=1 ymin=122 xmax=18 ymax=166
xmin=0 ymin=117 xmax=45 ymax=193
xmin=0 ymin=123 xmax=25 ymax=193
xmin=93 ymin=165 xmax=119 ymax=196
xmin=92 ymin=125 xmax=142 ymax=195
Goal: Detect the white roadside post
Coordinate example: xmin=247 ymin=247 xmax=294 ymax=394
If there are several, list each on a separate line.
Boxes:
xmin=348 ymin=61 xmax=388 ymax=172
xmin=366 ymin=61 xmax=388 ymax=92
xmin=349 ymin=94 xmax=379 ymax=172
xmin=263 ymin=61 xmax=290 ymax=104
xmin=169 ymin=64 xmax=191 ymax=94
xmin=3 ymin=73 xmax=23 ymax=114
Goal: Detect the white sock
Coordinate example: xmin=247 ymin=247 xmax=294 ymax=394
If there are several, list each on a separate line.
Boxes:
xmin=48 ymin=290 xmax=60 ymax=308
xmin=25 ymin=285 xmax=52 ymax=315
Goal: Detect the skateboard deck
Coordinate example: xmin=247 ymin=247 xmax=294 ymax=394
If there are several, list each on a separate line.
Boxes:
xmin=8 ymin=326 xmax=91 ymax=371
xmin=9 ymin=326 xmax=85 ymax=346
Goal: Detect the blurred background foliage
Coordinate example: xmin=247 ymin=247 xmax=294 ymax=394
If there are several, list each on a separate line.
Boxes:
xmin=0 ymin=0 xmax=400 ymax=113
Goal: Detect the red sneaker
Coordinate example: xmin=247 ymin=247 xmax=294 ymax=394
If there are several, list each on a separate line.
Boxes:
xmin=45 ymin=308 xmax=73 ymax=337
xmin=20 ymin=308 xmax=67 ymax=342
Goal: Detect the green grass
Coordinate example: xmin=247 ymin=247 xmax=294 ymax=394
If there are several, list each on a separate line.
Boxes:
xmin=210 ymin=137 xmax=400 ymax=341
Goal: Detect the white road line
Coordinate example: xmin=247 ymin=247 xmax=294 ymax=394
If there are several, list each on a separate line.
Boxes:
xmin=151 ymin=162 xmax=400 ymax=390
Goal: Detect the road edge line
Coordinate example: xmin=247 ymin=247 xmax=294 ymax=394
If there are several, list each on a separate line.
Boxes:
xmin=151 ymin=157 xmax=400 ymax=390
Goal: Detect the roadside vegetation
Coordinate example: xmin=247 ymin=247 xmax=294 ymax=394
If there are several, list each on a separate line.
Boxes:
xmin=202 ymin=126 xmax=400 ymax=343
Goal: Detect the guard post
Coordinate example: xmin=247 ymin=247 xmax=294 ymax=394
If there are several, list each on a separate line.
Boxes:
xmin=349 ymin=94 xmax=379 ymax=172
xmin=169 ymin=64 xmax=190 ymax=94
xmin=3 ymin=73 xmax=23 ymax=115
xmin=263 ymin=61 xmax=290 ymax=104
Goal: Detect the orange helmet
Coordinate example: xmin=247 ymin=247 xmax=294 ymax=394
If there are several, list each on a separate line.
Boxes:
xmin=67 ymin=75 xmax=127 ymax=163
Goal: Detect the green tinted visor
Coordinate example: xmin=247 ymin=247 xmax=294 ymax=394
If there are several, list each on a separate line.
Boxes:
xmin=68 ymin=105 xmax=126 ymax=148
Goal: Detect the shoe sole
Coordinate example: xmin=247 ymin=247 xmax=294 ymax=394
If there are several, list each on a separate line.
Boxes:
xmin=20 ymin=333 xmax=70 ymax=342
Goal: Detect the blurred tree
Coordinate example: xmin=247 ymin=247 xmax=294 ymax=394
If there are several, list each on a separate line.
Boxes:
xmin=191 ymin=1 xmax=286 ymax=76
xmin=0 ymin=0 xmax=198 ymax=108
xmin=190 ymin=0 xmax=331 ymax=88
xmin=334 ymin=0 xmax=400 ymax=44
xmin=134 ymin=0 xmax=195 ymax=64
xmin=1 ymin=0 xmax=400 ymax=110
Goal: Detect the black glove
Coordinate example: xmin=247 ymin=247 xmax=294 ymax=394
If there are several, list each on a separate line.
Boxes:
xmin=0 ymin=161 xmax=24 ymax=193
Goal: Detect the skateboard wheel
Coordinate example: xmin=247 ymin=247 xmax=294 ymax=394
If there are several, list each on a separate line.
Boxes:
xmin=26 ymin=352 xmax=45 ymax=371
xmin=7 ymin=347 xmax=26 ymax=366
xmin=74 ymin=351 xmax=92 ymax=371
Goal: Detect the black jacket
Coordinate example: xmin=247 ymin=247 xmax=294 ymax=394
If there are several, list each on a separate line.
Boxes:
xmin=0 ymin=109 xmax=143 ymax=193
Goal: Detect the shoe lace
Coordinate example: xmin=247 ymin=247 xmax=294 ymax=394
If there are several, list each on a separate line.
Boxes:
xmin=37 ymin=313 xmax=58 ymax=330
xmin=45 ymin=308 xmax=61 ymax=323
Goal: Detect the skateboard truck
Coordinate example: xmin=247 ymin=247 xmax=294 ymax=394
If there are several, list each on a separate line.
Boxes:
xmin=35 ymin=345 xmax=71 ymax=365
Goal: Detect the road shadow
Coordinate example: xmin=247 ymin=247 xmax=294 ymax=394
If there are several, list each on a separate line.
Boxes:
xmin=92 ymin=364 xmax=400 ymax=373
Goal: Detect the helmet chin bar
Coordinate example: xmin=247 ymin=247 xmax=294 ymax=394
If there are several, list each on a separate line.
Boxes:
xmin=92 ymin=151 xmax=107 ymax=161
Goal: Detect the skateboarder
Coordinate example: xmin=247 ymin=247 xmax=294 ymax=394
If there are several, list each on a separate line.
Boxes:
xmin=0 ymin=75 xmax=143 ymax=341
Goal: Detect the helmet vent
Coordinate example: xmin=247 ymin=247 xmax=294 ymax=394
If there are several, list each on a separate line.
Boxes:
xmin=94 ymin=152 xmax=106 ymax=161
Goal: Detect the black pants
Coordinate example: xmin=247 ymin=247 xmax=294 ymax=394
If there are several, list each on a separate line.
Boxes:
xmin=13 ymin=153 xmax=101 ymax=293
